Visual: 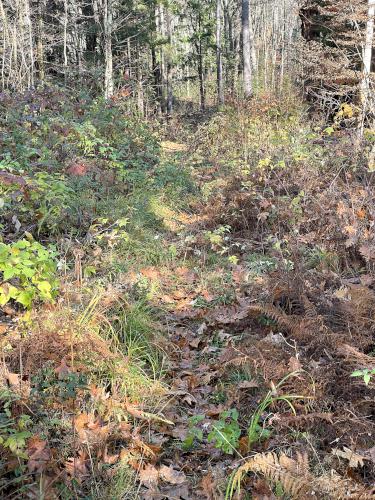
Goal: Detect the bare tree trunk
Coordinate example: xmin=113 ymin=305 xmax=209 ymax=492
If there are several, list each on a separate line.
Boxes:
xmin=165 ymin=7 xmax=173 ymax=115
xmin=0 ymin=0 xmax=9 ymax=89
xmin=23 ymin=0 xmax=34 ymax=87
xmin=216 ymin=0 xmax=224 ymax=104
xmin=63 ymin=0 xmax=68 ymax=78
xmin=242 ymin=0 xmax=252 ymax=97
xmin=104 ymin=0 xmax=114 ymax=98
xmin=360 ymin=0 xmax=375 ymax=138
xmin=36 ymin=0 xmax=44 ymax=83
xmin=362 ymin=0 xmax=375 ymax=101
xmin=249 ymin=5 xmax=257 ymax=74
xmin=136 ymin=42 xmax=144 ymax=114
xmin=198 ymin=38 xmax=205 ymax=110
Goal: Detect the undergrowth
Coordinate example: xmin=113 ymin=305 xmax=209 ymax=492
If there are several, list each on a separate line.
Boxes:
xmin=1 ymin=88 xmax=374 ymax=498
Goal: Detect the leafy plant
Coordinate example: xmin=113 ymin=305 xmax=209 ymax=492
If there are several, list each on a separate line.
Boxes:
xmin=351 ymin=368 xmax=375 ymax=386
xmin=0 ymin=389 xmax=32 ymax=459
xmin=88 ymin=217 xmax=129 ymax=249
xmin=31 ymin=173 xmax=75 ymax=234
xmin=0 ymin=172 xmax=75 ymax=235
xmin=208 ymin=409 xmax=241 ymax=454
xmin=204 ymin=225 xmax=232 ymax=254
xmin=246 ymin=253 xmax=278 ymax=276
xmin=182 ymin=415 xmax=205 ymax=451
xmin=32 ymin=362 xmax=88 ymax=401
xmin=0 ymin=239 xmax=58 ymax=308
xmin=248 ymin=372 xmax=310 ymax=447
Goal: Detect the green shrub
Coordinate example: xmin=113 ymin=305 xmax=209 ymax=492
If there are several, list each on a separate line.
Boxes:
xmin=208 ymin=409 xmax=241 ymax=454
xmin=0 ymin=172 xmax=75 ymax=235
xmin=0 ymin=239 xmax=58 ymax=308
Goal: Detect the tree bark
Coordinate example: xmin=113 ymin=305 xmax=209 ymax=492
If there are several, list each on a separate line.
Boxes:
xmin=198 ymin=38 xmax=205 ymax=110
xmin=36 ymin=0 xmax=45 ymax=83
xmin=242 ymin=0 xmax=253 ymax=98
xmin=362 ymin=0 xmax=375 ymax=100
xmin=216 ymin=0 xmax=224 ymax=104
xmin=104 ymin=0 xmax=114 ymax=98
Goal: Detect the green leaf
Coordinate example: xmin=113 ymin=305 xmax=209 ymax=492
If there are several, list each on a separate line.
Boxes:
xmin=3 ymin=267 xmax=17 ymax=280
xmin=16 ymin=290 xmax=34 ymax=308
xmin=37 ymin=280 xmax=53 ymax=300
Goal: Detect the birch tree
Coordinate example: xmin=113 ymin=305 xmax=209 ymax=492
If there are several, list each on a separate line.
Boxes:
xmin=362 ymin=0 xmax=375 ymax=103
xmin=103 ymin=0 xmax=114 ymax=98
xmin=242 ymin=0 xmax=252 ymax=97
xmin=216 ymin=0 xmax=224 ymax=104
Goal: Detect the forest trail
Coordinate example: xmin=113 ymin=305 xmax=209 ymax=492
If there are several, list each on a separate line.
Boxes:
xmin=136 ymin=130 xmax=243 ymax=499
xmin=133 ymin=111 xmax=375 ymax=500
xmin=1 ymin=0 xmax=375 ymax=496
xmin=1 ymin=95 xmax=375 ymax=499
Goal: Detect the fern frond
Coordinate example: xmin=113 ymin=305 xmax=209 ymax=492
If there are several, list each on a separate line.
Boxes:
xmin=228 ymin=452 xmax=312 ymax=499
xmin=227 ymin=452 xmax=374 ymax=500
xmin=247 ymin=304 xmax=302 ymax=337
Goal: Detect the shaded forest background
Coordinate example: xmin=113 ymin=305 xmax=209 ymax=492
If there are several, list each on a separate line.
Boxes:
xmin=0 ymin=0 xmax=374 ymax=117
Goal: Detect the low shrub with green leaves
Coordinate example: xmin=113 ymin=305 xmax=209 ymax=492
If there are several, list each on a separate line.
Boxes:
xmin=0 ymin=88 xmax=160 ymax=180
xmin=0 ymin=172 xmax=75 ymax=236
xmin=0 ymin=239 xmax=58 ymax=308
xmin=208 ymin=409 xmax=241 ymax=454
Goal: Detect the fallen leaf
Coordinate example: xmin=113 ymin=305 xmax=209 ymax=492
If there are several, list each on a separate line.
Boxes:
xmin=359 ymin=244 xmax=375 ymax=261
xmin=3 ymin=305 xmax=17 ymax=316
xmin=102 ymin=447 xmax=119 ymax=465
xmin=27 ymin=436 xmax=51 ymax=473
xmin=74 ymin=413 xmax=90 ymax=432
xmin=334 ymin=287 xmax=350 ymax=300
xmin=139 ymin=464 xmax=159 ymax=487
xmin=140 ymin=267 xmax=160 ymax=280
xmin=332 ymin=447 xmax=366 ymax=468
xmin=159 ymin=465 xmax=187 ymax=485
xmin=64 ymin=450 xmax=88 ymax=483
xmin=238 ymin=380 xmax=259 ymax=390
xmin=0 ymin=324 xmax=8 ymax=335
xmin=252 ymin=478 xmax=276 ymax=499
xmin=356 ymin=208 xmax=367 ymax=219
xmin=189 ymin=337 xmax=201 ymax=348
xmin=197 ymin=322 xmax=207 ymax=335
xmin=55 ymin=357 xmax=72 ymax=379
xmin=288 ymin=356 xmax=302 ymax=371
xmin=74 ymin=413 xmax=109 ymax=444
xmin=125 ymin=402 xmax=146 ymax=419
xmin=6 ymin=372 xmax=20 ymax=387
xmin=232 ymin=266 xmax=247 ymax=285
xmin=200 ymin=473 xmax=216 ymax=500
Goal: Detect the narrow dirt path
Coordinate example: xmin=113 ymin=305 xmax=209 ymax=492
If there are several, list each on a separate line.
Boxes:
xmin=138 ymin=127 xmax=375 ymax=500
xmin=138 ymin=137 xmax=259 ymax=499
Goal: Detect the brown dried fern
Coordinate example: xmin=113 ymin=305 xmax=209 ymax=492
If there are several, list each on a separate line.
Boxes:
xmin=247 ymin=304 xmax=304 ymax=338
xmin=227 ymin=452 xmax=374 ymax=500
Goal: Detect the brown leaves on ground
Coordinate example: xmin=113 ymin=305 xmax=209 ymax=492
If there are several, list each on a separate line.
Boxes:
xmin=27 ymin=436 xmax=52 ymax=474
xmin=66 ymin=160 xmax=89 ymax=176
xmin=74 ymin=413 xmax=110 ymax=445
xmin=64 ymin=450 xmax=89 ymax=483
xmin=55 ymin=357 xmax=72 ymax=378
xmin=331 ymin=447 xmax=368 ymax=469
xmin=140 ymin=464 xmax=188 ymax=500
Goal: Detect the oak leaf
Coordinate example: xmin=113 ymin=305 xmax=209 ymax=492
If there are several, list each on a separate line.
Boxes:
xmin=332 ymin=447 xmax=365 ymax=468
xmin=139 ymin=464 xmax=159 ymax=487
xmin=27 ymin=436 xmax=51 ymax=474
xmin=159 ymin=465 xmax=187 ymax=485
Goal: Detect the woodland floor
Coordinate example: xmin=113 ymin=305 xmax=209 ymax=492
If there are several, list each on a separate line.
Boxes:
xmin=1 ymin=93 xmax=375 ymax=499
